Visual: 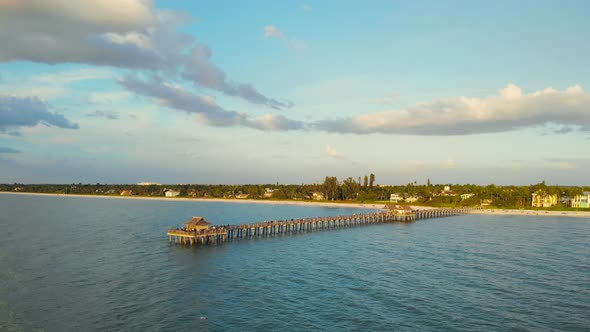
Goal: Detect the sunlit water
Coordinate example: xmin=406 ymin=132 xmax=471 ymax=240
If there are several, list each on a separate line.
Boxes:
xmin=1 ymin=194 xmax=589 ymax=331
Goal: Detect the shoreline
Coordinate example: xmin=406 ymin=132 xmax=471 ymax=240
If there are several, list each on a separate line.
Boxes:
xmin=467 ymin=209 xmax=590 ymax=218
xmin=0 ymin=192 xmax=387 ymax=209
xmin=3 ymin=192 xmax=590 ymax=217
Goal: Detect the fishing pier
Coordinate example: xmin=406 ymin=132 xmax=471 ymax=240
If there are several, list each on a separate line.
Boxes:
xmin=168 ymin=206 xmax=472 ymax=246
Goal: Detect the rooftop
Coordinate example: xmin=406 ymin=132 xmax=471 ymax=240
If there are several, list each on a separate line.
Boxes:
xmin=184 ymin=216 xmax=211 ymax=227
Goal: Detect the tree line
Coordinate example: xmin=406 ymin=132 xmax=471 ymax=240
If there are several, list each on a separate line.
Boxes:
xmin=2 ymin=177 xmax=589 ymax=209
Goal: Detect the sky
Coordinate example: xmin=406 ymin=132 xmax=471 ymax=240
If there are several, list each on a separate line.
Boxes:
xmin=1 ymin=0 xmax=589 ymax=185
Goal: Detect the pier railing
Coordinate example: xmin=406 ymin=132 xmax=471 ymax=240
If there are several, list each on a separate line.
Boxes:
xmin=168 ymin=207 xmax=473 ymax=246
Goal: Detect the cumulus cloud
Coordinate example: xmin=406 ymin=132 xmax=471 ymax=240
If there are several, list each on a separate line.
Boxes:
xmin=119 ymin=76 xmax=303 ymax=130
xmin=0 ymin=0 xmax=287 ymax=109
xmin=0 ymin=146 xmax=21 ymax=154
xmin=181 ymin=44 xmax=292 ymax=110
xmin=0 ymin=0 xmax=167 ymax=69
xmin=325 ymin=144 xmax=343 ymax=159
xmin=315 ymin=84 xmax=590 ymax=135
xmin=0 ymin=95 xmax=79 ymax=132
xmin=87 ymin=110 xmax=119 ymax=120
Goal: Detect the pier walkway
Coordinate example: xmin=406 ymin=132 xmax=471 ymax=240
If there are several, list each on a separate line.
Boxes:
xmin=168 ymin=207 xmax=472 ymax=246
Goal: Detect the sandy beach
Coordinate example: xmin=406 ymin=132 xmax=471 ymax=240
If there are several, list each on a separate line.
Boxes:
xmin=0 ymin=192 xmax=387 ymax=209
xmin=3 ymin=192 xmax=589 ymax=217
xmin=467 ymin=209 xmax=590 ymax=218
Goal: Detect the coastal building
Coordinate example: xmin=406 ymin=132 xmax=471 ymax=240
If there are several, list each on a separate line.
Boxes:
xmin=263 ymin=188 xmax=274 ymax=199
xmin=531 ymin=192 xmax=558 ymax=208
xmin=183 ymin=217 xmax=211 ymax=231
xmin=390 ymin=193 xmax=403 ymax=203
xmin=480 ymin=199 xmax=493 ymax=206
xmin=404 ymin=195 xmax=420 ymax=203
xmin=570 ymin=192 xmax=590 ymax=208
xmin=164 ymin=189 xmax=180 ymax=197
xmin=461 ymin=193 xmax=475 ymax=200
xmin=311 ymin=192 xmax=325 ymax=200
xmin=120 ymin=190 xmax=133 ymax=196
xmin=435 ymin=185 xmax=458 ymax=197
xmin=236 ymin=193 xmax=250 ymax=199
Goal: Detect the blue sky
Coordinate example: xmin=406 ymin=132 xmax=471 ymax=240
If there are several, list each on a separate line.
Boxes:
xmin=1 ymin=0 xmax=589 ymax=185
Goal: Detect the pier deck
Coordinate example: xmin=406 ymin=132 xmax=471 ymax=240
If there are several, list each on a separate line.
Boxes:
xmin=168 ymin=207 xmax=472 ymax=246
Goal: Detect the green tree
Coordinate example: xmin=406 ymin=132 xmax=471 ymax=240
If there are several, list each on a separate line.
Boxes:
xmin=341 ymin=177 xmax=359 ymax=200
xmin=322 ymin=176 xmax=339 ymax=200
xmin=369 ymin=173 xmax=375 ymax=188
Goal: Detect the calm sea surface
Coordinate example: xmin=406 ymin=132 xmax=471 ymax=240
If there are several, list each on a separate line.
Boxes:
xmin=0 ymin=194 xmax=589 ymax=331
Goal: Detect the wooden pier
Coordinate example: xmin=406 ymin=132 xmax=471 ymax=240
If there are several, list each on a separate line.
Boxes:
xmin=168 ymin=207 xmax=472 ymax=246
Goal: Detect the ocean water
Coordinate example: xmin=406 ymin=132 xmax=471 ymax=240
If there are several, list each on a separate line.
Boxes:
xmin=0 ymin=194 xmax=589 ymax=331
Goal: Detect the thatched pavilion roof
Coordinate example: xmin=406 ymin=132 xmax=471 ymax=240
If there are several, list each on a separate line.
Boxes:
xmin=184 ymin=216 xmax=211 ymax=227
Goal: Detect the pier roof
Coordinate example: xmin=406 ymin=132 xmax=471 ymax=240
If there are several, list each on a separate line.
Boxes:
xmin=385 ymin=204 xmax=413 ymax=211
xmin=184 ymin=216 xmax=211 ymax=227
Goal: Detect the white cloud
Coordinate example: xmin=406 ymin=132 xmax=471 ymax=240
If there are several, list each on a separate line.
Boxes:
xmin=325 ymin=144 xmax=343 ymax=159
xmin=0 ymin=1 xmax=287 ymax=110
xmin=2 ymin=0 xmax=155 ymax=28
xmin=264 ymin=25 xmax=306 ymax=50
xmin=301 ymin=4 xmax=313 ymax=12
xmin=264 ymin=25 xmax=285 ymax=39
xmin=119 ymin=76 xmax=303 ymax=131
xmin=315 ymin=84 xmax=590 ymax=135
xmin=0 ymin=0 xmax=162 ymax=68
xmin=181 ymin=43 xmax=291 ymax=109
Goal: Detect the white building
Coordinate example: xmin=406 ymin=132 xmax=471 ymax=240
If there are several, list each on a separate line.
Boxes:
xmin=531 ymin=192 xmax=558 ymax=208
xmin=390 ymin=193 xmax=403 ymax=203
xmin=435 ymin=185 xmax=458 ymax=197
xmin=571 ymin=192 xmax=590 ymax=208
xmin=404 ymin=195 xmax=419 ymax=203
xmin=164 ymin=189 xmax=180 ymax=197
xmin=312 ymin=192 xmax=325 ymax=200
xmin=263 ymin=188 xmax=274 ymax=198
xmin=461 ymin=193 xmax=475 ymax=200
xmin=138 ymin=182 xmax=162 ymax=186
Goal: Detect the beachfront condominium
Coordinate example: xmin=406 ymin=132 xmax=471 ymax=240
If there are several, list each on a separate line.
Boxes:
xmin=531 ymin=192 xmax=558 ymax=208
xmin=570 ymin=192 xmax=590 ymax=208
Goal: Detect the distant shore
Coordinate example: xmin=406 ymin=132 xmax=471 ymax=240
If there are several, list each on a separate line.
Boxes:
xmin=3 ymin=192 xmax=590 ymax=217
xmin=0 ymin=192 xmax=387 ymax=209
xmin=467 ymin=209 xmax=590 ymax=218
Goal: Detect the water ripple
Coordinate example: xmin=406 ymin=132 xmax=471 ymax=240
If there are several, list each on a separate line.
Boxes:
xmin=1 ymin=195 xmax=589 ymax=331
